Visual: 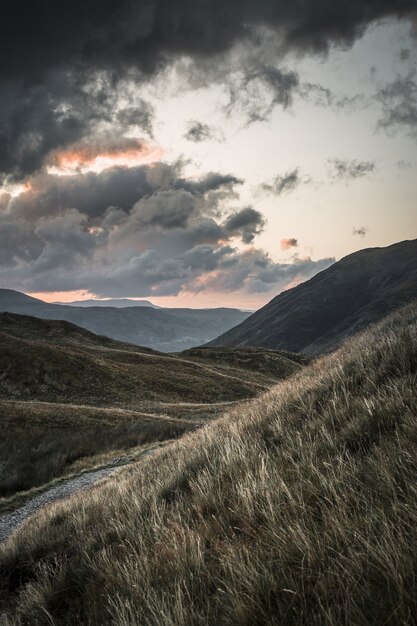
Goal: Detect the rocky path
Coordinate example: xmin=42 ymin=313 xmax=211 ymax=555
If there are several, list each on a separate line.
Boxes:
xmin=0 ymin=450 xmax=155 ymax=543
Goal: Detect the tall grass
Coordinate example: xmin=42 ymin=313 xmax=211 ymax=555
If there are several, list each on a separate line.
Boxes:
xmin=1 ymin=302 xmax=417 ymax=625
xmin=0 ymin=417 xmax=191 ymax=497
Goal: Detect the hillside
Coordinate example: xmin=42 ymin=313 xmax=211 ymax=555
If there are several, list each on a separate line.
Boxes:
xmin=0 ymin=312 xmax=301 ymax=497
xmin=208 ymin=238 xmax=417 ymax=354
xmin=0 ymin=312 xmax=300 ymax=404
xmin=1 ymin=301 xmax=416 ymax=624
xmin=0 ymin=289 xmax=250 ymax=352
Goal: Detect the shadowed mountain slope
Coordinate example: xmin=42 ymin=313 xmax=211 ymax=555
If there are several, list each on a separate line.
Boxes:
xmin=207 ymin=238 xmax=417 ymax=354
xmin=0 ymin=289 xmax=250 ymax=352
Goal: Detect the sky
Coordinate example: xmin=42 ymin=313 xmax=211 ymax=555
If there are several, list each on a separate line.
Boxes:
xmin=0 ymin=2 xmax=416 ymax=309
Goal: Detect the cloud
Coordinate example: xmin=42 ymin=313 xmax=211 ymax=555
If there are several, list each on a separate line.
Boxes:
xmin=376 ymin=73 xmax=417 ymax=138
xmin=225 ymin=65 xmax=299 ymax=124
xmin=328 ymin=158 xmax=376 ymax=180
xmin=281 ymin=238 xmax=298 ymax=250
xmin=187 ymin=249 xmax=335 ymax=295
xmin=261 ymin=169 xmax=306 ymax=195
xmin=116 ymin=101 xmax=155 ymax=137
xmin=299 ymin=83 xmax=365 ymax=111
xmin=399 ymin=48 xmax=411 ymax=61
xmin=0 ymin=161 xmax=334 ymax=299
xmin=352 ymin=226 xmax=368 ymax=237
xmin=3 ymin=1 xmax=414 ymax=84
xmin=223 ymin=208 xmax=266 ymax=244
xmin=184 ymin=121 xmax=222 ymax=143
xmin=1 ymin=0 xmax=415 ymax=180
xmin=0 ymin=71 xmax=157 ymax=184
xmin=396 ymin=159 xmax=413 ymax=169
xmin=46 ymin=137 xmax=161 ymax=175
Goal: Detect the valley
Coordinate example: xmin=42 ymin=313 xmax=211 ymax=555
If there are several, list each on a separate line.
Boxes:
xmin=0 ymin=312 xmax=302 ymax=501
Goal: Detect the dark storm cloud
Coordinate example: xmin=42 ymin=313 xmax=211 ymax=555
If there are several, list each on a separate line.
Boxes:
xmin=328 ymin=159 xmax=376 ymax=180
xmin=4 ymin=1 xmax=415 ymax=83
xmin=0 ymin=162 xmax=247 ymax=259
xmin=7 ymin=163 xmax=240 ymax=224
xmin=376 ymin=73 xmax=417 ymax=138
xmin=0 ymin=162 xmax=334 ymax=297
xmin=1 ymin=0 xmax=416 ymax=180
xmin=223 ymin=208 xmax=266 ymax=243
xmin=0 ymin=73 xmax=156 ymax=184
xmin=9 ymin=167 xmax=155 ymax=221
xmin=261 ymin=169 xmax=306 ymax=195
xmin=129 ymin=190 xmax=197 ymax=230
xmin=352 ymin=226 xmax=368 ymax=237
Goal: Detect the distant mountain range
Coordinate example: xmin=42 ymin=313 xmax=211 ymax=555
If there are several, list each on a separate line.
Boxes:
xmin=0 ymin=290 xmax=250 ymax=352
xmin=208 ymin=239 xmax=417 ymax=355
xmin=56 ymin=298 xmax=160 ymax=308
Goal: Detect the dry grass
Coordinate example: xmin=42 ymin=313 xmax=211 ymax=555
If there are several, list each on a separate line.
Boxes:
xmin=1 ymin=302 xmax=417 ymax=624
xmin=1 ymin=313 xmax=302 ymax=499
xmin=0 ymin=401 xmax=192 ymax=499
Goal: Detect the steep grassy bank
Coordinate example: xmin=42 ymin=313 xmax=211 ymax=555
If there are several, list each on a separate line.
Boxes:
xmin=1 ymin=302 xmax=416 ymax=624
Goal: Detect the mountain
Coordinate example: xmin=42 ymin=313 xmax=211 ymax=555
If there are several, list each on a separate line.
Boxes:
xmin=0 ymin=289 xmax=251 ymax=352
xmin=59 ymin=298 xmax=159 ymax=308
xmin=2 ymin=301 xmax=416 ymax=624
xmin=208 ymin=238 xmax=417 ymax=354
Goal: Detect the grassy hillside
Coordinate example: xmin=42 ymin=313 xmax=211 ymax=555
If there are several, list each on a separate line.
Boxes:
xmin=0 ymin=313 xmax=300 ymax=498
xmin=208 ymin=238 xmax=417 ymax=355
xmin=1 ymin=301 xmax=416 ymax=624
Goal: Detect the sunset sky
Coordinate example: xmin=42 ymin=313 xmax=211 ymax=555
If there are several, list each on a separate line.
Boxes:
xmin=1 ymin=2 xmax=416 ymax=309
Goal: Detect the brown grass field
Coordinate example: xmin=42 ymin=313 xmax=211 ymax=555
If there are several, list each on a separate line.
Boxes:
xmin=0 ymin=302 xmax=416 ymax=624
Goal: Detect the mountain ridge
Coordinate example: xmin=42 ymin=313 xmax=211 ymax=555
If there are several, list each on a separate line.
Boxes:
xmin=0 ymin=289 xmax=251 ymax=352
xmin=55 ymin=298 xmax=160 ymax=308
xmin=207 ymin=238 xmax=417 ymax=354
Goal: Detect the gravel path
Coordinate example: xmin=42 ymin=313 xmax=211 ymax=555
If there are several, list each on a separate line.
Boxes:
xmin=0 ymin=450 xmax=155 ymax=543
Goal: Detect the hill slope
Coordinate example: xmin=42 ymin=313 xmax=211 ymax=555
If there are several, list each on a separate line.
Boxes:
xmin=208 ymin=238 xmax=417 ymax=354
xmin=0 ymin=289 xmax=250 ymax=352
xmin=0 ymin=312 xmax=302 ymax=497
xmin=0 ymin=312 xmax=301 ymax=404
xmin=1 ymin=301 xmax=416 ymax=624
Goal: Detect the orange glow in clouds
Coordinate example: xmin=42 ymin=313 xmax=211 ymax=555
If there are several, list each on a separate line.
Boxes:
xmin=2 ymin=181 xmax=32 ymax=198
xmin=47 ymin=139 xmax=164 ymax=176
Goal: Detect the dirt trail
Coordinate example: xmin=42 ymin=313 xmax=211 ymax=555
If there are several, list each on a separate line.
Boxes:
xmin=0 ymin=450 xmax=156 ymax=543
